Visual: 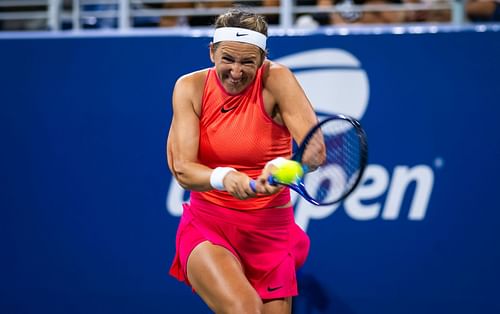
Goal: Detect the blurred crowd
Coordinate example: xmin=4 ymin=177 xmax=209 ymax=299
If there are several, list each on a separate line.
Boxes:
xmin=0 ymin=0 xmax=499 ymax=31
xmin=145 ymin=0 xmax=500 ymax=27
xmin=158 ymin=0 xmax=447 ymax=27
xmin=155 ymin=0 xmax=500 ymax=27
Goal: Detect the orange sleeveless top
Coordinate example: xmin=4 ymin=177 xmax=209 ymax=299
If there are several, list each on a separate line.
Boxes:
xmin=191 ymin=65 xmax=292 ymax=210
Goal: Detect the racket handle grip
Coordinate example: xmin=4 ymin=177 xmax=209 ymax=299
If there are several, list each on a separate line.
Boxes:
xmin=249 ymin=176 xmax=277 ymax=192
xmin=249 ymin=180 xmax=257 ymax=192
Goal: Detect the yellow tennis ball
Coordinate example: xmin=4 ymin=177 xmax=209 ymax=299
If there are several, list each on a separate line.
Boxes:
xmin=272 ymin=160 xmax=304 ymax=184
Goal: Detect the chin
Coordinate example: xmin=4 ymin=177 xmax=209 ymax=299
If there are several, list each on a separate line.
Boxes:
xmin=224 ymin=83 xmax=243 ymax=94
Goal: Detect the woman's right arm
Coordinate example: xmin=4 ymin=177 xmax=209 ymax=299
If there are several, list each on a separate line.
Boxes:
xmin=167 ymin=74 xmax=214 ymax=191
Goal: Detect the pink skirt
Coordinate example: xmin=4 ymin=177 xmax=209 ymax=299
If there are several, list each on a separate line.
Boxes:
xmin=169 ymin=194 xmax=310 ymax=299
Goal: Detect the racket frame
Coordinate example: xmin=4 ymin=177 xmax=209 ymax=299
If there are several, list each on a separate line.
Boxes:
xmin=275 ymin=114 xmax=368 ymax=206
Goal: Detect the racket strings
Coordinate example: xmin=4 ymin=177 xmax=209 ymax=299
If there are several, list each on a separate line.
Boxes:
xmin=301 ymin=119 xmax=364 ymax=204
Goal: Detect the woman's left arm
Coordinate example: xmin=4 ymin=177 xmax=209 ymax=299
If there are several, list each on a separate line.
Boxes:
xmin=265 ymin=62 xmax=318 ymax=143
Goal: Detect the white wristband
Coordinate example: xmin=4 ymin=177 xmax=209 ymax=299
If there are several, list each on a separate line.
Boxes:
xmin=265 ymin=157 xmax=288 ymax=169
xmin=210 ymin=167 xmax=236 ymax=191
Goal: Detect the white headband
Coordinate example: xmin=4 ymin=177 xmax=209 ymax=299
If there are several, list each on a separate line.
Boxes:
xmin=213 ymin=27 xmax=267 ymax=51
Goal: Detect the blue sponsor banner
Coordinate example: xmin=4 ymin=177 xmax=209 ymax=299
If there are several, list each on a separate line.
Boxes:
xmin=1 ymin=27 xmax=500 ymax=314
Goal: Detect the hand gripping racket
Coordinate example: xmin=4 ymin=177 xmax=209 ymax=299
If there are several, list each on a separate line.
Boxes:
xmin=250 ymin=114 xmax=368 ymax=206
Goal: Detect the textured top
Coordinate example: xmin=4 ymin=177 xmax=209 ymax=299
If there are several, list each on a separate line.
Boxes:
xmin=192 ymin=65 xmax=292 ymax=210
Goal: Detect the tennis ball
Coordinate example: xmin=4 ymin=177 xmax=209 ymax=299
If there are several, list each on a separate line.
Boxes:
xmin=272 ymin=160 xmax=304 ymax=184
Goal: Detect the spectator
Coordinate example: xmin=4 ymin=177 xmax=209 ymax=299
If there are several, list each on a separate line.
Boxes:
xmin=190 ymin=1 xmax=234 ymax=26
xmin=160 ymin=1 xmax=234 ymax=27
xmin=325 ymin=0 xmax=406 ymax=24
xmin=403 ymin=0 xmax=430 ymax=22
xmin=159 ymin=2 xmax=193 ymax=27
xmin=466 ymin=0 xmax=500 ymax=21
xmin=234 ymin=1 xmax=281 ymax=25
xmin=403 ymin=0 xmax=451 ymax=23
xmin=295 ymin=0 xmax=332 ymax=26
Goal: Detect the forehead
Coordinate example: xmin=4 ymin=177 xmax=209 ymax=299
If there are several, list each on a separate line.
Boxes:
xmin=215 ymin=41 xmax=262 ymax=59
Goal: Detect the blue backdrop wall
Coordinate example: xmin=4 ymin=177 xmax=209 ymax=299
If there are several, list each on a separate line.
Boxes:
xmin=1 ymin=27 xmax=500 ymax=314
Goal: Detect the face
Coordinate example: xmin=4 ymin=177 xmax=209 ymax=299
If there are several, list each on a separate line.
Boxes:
xmin=210 ymin=41 xmax=264 ymax=95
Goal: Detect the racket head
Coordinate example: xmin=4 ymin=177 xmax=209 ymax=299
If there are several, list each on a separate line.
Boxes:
xmin=287 ymin=114 xmax=368 ymax=206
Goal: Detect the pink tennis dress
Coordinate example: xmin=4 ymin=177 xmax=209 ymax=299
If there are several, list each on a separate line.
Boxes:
xmin=169 ymin=64 xmax=310 ymax=299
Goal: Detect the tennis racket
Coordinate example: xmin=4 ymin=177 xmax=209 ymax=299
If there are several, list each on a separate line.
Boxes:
xmin=250 ymin=114 xmax=368 ymax=206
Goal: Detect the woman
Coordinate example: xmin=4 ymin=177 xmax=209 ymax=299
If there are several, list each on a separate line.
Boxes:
xmin=167 ymin=8 xmax=319 ymax=314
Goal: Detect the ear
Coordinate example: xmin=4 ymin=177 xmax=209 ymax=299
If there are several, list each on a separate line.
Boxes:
xmin=209 ymin=43 xmax=215 ymax=63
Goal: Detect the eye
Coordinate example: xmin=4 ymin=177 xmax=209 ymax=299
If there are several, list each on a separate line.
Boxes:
xmin=222 ymin=56 xmax=234 ymax=63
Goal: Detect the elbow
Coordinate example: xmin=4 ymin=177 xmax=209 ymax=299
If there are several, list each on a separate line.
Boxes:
xmin=172 ymin=166 xmax=190 ymax=190
xmin=172 ymin=162 xmax=198 ymax=191
xmin=175 ymin=175 xmax=191 ymax=190
xmin=171 ymin=158 xmax=210 ymax=191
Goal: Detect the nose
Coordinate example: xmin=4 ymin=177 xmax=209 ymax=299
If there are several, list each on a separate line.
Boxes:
xmin=230 ymin=63 xmax=242 ymax=79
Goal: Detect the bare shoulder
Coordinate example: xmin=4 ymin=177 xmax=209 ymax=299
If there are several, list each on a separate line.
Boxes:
xmin=265 ymin=60 xmax=293 ymax=79
xmin=173 ymin=68 xmax=209 ymax=115
xmin=175 ymin=68 xmax=209 ymax=94
xmin=263 ymin=60 xmax=300 ymax=96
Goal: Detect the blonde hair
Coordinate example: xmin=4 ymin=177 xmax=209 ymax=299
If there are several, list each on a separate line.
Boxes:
xmin=214 ymin=8 xmax=268 ymax=37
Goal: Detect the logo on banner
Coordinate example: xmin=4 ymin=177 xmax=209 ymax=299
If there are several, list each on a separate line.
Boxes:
xmin=165 ymin=48 xmax=437 ymax=231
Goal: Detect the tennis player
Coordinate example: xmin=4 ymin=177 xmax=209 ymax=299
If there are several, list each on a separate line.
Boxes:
xmin=167 ymin=8 xmax=318 ymax=314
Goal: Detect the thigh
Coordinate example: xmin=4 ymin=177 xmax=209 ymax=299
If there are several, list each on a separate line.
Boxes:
xmin=262 ymin=297 xmax=292 ymax=314
xmin=187 ymin=241 xmax=262 ymax=313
